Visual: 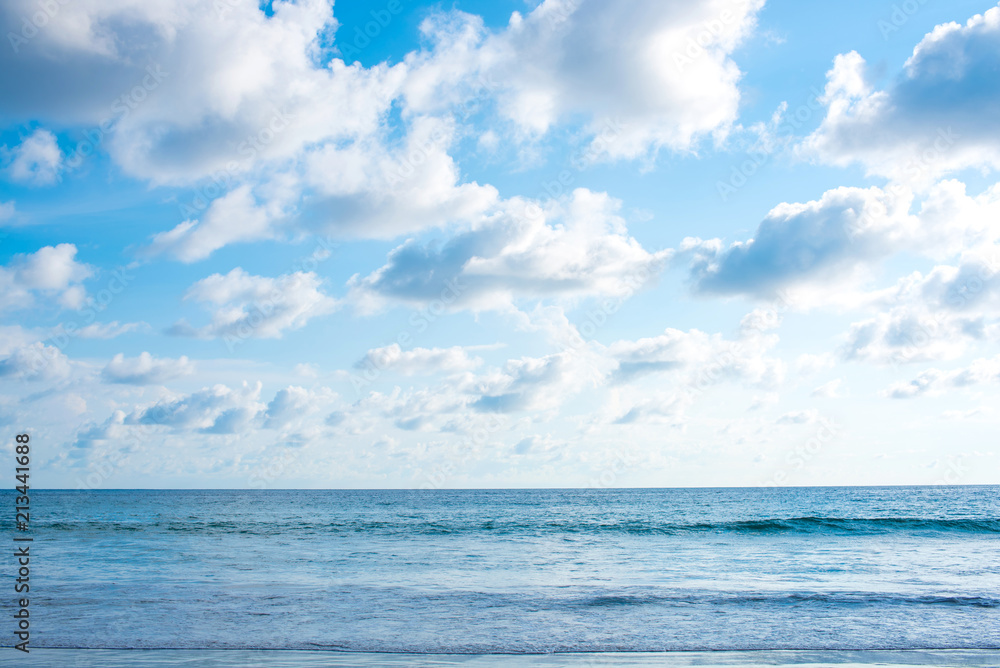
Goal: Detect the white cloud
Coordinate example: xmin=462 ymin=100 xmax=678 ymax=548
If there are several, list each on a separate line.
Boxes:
xmin=146 ymin=185 xmax=286 ymax=262
xmin=469 ymin=350 xmax=603 ymax=414
xmin=603 ymin=323 xmax=785 ymax=425
xmin=263 ymin=386 xmax=335 ymax=429
xmin=686 ymin=178 xmax=1000 ymax=302
xmin=613 ymin=391 xmax=691 ymax=425
xmin=0 ymin=325 xmax=42 ymax=357
xmin=0 ymin=1 xmax=511 ymax=256
xmin=0 ymin=0 xmax=768 ymax=265
xmin=405 ymin=0 xmax=765 ymax=160
xmin=607 ymin=326 xmax=784 ymax=387
xmin=128 ymin=381 xmax=265 ymax=434
xmin=0 ymin=0 xmax=406 ymax=185
xmin=358 ymin=386 xmax=469 ymax=431
xmin=884 ymin=355 xmax=1000 ymax=398
xmin=71 ymin=410 xmax=130 ymax=450
xmin=0 ymin=244 xmax=92 ymax=311
xmin=0 ymin=342 xmax=72 ymax=380
xmin=351 ymin=189 xmax=670 ymax=312
xmin=911 ymin=179 xmax=1000 ymax=260
xmin=76 ymin=321 xmax=148 ymax=339
xmin=801 ymin=8 xmax=1000 ymax=185
xmin=840 ymin=308 xmax=977 ymax=366
xmin=173 ymin=268 xmax=339 ymax=340
xmin=5 ymin=129 xmax=62 ymax=185
xmin=688 ymin=185 xmax=916 ymax=298
xmin=357 ymin=344 xmax=484 ymax=376
xmin=101 ymin=352 xmax=195 ymax=385
xmin=0 ymin=200 xmax=14 ymax=220
xmin=302 ymin=115 xmax=499 ymax=238
xmin=840 ymin=253 xmax=1000 ymax=365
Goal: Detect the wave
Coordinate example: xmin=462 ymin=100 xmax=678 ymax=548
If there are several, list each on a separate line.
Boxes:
xmin=684 ymin=516 xmax=1000 ymax=534
xmin=577 ymin=591 xmax=1000 ymax=608
xmin=24 ymin=515 xmax=1000 ymax=536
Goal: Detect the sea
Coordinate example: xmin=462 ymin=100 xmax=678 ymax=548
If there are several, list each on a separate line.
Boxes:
xmin=2 ymin=486 xmax=999 ymax=666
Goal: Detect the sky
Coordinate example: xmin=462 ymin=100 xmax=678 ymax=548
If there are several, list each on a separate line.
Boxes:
xmin=1 ymin=0 xmax=998 ymax=489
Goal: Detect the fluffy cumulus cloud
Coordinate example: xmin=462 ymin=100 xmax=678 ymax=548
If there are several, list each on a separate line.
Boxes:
xmin=0 ymin=0 xmax=404 ymax=184
xmin=263 ymin=386 xmax=335 ymax=430
xmin=911 ymin=179 xmax=1000 ymax=260
xmin=171 ymin=268 xmax=339 ymax=340
xmin=351 ymin=189 xmax=670 ymax=311
xmin=0 ymin=244 xmax=92 ymax=311
xmin=687 ymin=186 xmax=916 ymax=298
xmin=470 ymin=351 xmax=597 ymax=413
xmin=128 ymin=381 xmax=265 ymax=434
xmin=70 ymin=409 xmax=131 ymax=451
xmin=835 ymin=179 xmax=1000 ymax=366
xmin=0 ymin=0 xmax=496 ymax=255
xmin=405 ymin=0 xmax=764 ymax=159
xmin=101 ymin=352 xmax=195 ymax=385
xmin=4 ymin=128 xmax=62 ymax=185
xmin=686 ymin=178 xmax=1000 ymax=301
xmin=358 ymin=386 xmax=469 ymax=431
xmin=0 ymin=342 xmax=72 ymax=381
xmin=801 ymin=7 xmax=1000 ymax=185
xmin=840 ymin=253 xmax=1000 ymax=365
xmin=0 ymin=0 xmax=767 ymax=263
xmin=302 ymin=116 xmax=499 ymax=238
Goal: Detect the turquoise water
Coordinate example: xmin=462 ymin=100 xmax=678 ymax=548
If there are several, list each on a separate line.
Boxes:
xmin=3 ymin=486 xmax=999 ymax=652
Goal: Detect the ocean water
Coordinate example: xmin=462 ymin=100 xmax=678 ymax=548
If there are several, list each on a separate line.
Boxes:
xmin=4 ymin=486 xmax=1000 ymax=653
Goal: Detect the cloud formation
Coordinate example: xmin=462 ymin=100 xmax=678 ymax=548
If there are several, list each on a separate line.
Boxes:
xmin=0 ymin=0 xmax=404 ymax=185
xmin=102 ymin=352 xmax=195 ymax=385
xmin=802 ymin=7 xmax=1000 ymax=185
xmin=688 ymin=186 xmax=914 ymax=297
xmin=5 ymin=128 xmax=62 ymax=185
xmin=172 ymin=268 xmax=339 ymax=340
xmin=357 ymin=344 xmax=484 ymax=376
xmin=686 ymin=178 xmax=1000 ymax=301
xmin=351 ymin=189 xmax=670 ymax=311
xmin=840 ymin=254 xmax=1000 ymax=365
xmin=0 ymin=244 xmax=92 ymax=311
xmin=0 ymin=342 xmax=72 ymax=380
xmin=884 ymin=355 xmax=1000 ymax=398
xmin=405 ymin=0 xmax=764 ymax=159
xmin=129 ymin=381 xmax=265 ymax=434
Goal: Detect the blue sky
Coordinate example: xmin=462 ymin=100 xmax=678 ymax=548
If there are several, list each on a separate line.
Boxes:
xmin=1 ymin=0 xmax=998 ymax=488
